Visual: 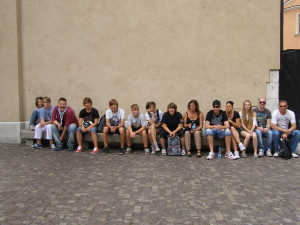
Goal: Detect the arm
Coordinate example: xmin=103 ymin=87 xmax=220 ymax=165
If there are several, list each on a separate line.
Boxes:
xmin=229 ymin=118 xmax=240 ymax=129
xmin=78 ymin=118 xmax=87 ymax=133
xmin=183 ymin=112 xmax=189 ymax=128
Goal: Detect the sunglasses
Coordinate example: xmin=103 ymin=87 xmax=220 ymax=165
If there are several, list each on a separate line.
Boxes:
xmin=213 ymin=105 xmax=220 ymax=108
xmin=259 ymin=101 xmax=266 ymax=104
xmin=279 ymin=105 xmax=287 ymax=108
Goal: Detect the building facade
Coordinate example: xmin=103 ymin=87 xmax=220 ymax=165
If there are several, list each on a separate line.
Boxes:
xmin=0 ymin=0 xmax=280 ymax=143
xmin=284 ymin=0 xmax=300 ymax=49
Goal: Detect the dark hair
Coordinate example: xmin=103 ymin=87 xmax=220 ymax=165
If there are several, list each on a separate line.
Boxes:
xmin=35 ymin=97 xmax=43 ymax=107
xmin=187 ymin=99 xmax=200 ymax=115
xmin=226 ymin=101 xmax=234 ymax=106
xmin=167 ymin=103 xmax=177 ymax=111
xmin=58 ymin=97 xmax=67 ymax=103
xmin=145 ymin=101 xmax=156 ymax=110
xmin=83 ymin=97 xmax=92 ymax=105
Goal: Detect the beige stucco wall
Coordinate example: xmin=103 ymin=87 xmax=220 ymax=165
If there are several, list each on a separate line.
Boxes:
xmin=1 ymin=0 xmax=280 ymax=122
xmin=0 ymin=0 xmax=22 ymax=122
xmin=284 ymin=0 xmax=300 ymax=50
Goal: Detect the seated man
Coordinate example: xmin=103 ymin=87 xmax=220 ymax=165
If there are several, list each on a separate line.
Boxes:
xmin=205 ymin=100 xmax=236 ymax=160
xmin=102 ymin=99 xmax=126 ymax=155
xmin=51 ymin=97 xmax=78 ymax=151
xmin=253 ymin=97 xmax=273 ymax=157
xmin=32 ymin=96 xmax=55 ymax=149
xmin=126 ymin=104 xmax=149 ymax=154
xmin=76 ymin=97 xmax=100 ymax=154
xmin=271 ymin=100 xmax=300 ymax=158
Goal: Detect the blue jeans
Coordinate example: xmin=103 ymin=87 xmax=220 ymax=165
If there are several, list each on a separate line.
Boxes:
xmin=272 ymin=129 xmax=300 ymax=153
xmin=30 ymin=109 xmax=39 ymax=125
xmin=51 ymin=123 xmax=77 ymax=148
xmin=255 ymin=129 xmax=272 ymax=151
xmin=205 ymin=128 xmax=231 ymax=138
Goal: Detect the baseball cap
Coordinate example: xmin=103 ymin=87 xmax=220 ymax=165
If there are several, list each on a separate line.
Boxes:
xmin=212 ymin=100 xmax=221 ymax=106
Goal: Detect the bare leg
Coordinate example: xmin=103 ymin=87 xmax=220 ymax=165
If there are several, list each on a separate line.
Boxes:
xmin=207 ymin=135 xmax=214 ymax=152
xmin=103 ymin=126 xmax=109 ymax=147
xmin=225 ymin=135 xmax=232 ymax=153
xmin=119 ymin=127 xmax=126 ymax=148
xmin=90 ymin=132 xmax=98 ymax=148
xmin=76 ymin=131 xmax=83 ymax=147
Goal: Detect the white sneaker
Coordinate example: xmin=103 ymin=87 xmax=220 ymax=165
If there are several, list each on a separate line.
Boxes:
xmin=154 ymin=143 xmax=160 ymax=152
xmin=292 ymin=153 xmax=299 ymax=158
xmin=207 ymin=152 xmax=215 ymax=160
xmin=181 ymin=148 xmax=186 ymax=156
xmin=144 ymin=148 xmax=150 ymax=155
xmin=125 ymin=147 xmax=131 ymax=154
xmin=258 ymin=149 xmax=264 ymax=157
xmin=225 ymin=151 xmax=237 ymax=160
xmin=266 ymin=149 xmax=272 ymax=157
xmin=29 ymin=124 xmax=35 ymax=131
xmin=234 ymin=151 xmax=240 ymax=159
xmin=161 ymin=148 xmax=167 ymax=156
xmin=254 ymin=154 xmax=258 ymax=159
xmin=238 ymin=143 xmax=246 ymax=151
xmin=273 ymin=152 xmax=279 ymax=157
xmin=151 ymin=145 xmax=156 ymax=155
xmin=49 ymin=144 xmax=56 ymax=150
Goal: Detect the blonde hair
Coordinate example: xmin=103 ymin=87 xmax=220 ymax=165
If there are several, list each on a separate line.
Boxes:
xmin=242 ymin=100 xmax=253 ymax=130
xmin=131 ymin=104 xmax=139 ymax=110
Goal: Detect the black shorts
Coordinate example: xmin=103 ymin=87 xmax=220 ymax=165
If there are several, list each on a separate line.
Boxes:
xmin=160 ymin=129 xmax=184 ymax=139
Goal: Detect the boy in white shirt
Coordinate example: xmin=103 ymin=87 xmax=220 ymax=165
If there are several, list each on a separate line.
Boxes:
xmin=126 ymin=104 xmax=150 ymax=154
xmin=103 ymin=99 xmax=126 ymax=155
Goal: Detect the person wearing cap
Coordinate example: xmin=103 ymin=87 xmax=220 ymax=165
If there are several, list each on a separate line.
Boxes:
xmin=253 ymin=97 xmax=273 ymax=157
xmin=205 ymin=100 xmax=236 ymax=160
xmin=271 ymin=100 xmax=300 ymax=158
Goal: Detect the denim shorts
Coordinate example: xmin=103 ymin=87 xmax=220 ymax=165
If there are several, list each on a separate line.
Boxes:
xmin=205 ymin=128 xmax=231 ymax=138
xmin=76 ymin=126 xmax=97 ymax=134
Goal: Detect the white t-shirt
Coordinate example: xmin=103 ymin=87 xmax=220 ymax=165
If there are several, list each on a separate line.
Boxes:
xmin=271 ymin=109 xmax=296 ymax=130
xmin=145 ymin=109 xmax=163 ymax=125
xmin=105 ymin=108 xmax=125 ymax=126
xmin=127 ymin=113 xmax=147 ymax=128
xmin=239 ymin=111 xmax=257 ymax=126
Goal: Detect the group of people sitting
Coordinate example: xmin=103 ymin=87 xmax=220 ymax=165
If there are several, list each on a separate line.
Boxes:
xmin=29 ymin=96 xmax=300 ymax=160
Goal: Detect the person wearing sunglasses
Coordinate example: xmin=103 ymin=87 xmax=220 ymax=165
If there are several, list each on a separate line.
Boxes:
xmin=271 ymin=100 xmax=300 ymax=158
xmin=205 ymin=100 xmax=236 ymax=160
xmin=253 ymin=97 xmax=273 ymax=157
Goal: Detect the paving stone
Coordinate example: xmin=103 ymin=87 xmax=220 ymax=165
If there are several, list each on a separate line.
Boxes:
xmin=1 ymin=144 xmax=300 ymax=224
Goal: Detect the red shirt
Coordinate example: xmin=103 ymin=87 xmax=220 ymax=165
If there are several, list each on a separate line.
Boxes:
xmin=52 ymin=106 xmax=78 ymax=127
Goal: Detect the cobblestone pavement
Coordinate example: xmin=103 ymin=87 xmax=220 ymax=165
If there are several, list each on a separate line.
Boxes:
xmin=1 ymin=144 xmax=300 ymax=225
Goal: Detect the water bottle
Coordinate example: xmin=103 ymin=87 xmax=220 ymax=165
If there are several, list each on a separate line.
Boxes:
xmin=191 ymin=123 xmax=196 ymax=130
xmin=218 ymin=147 xmax=222 ymax=159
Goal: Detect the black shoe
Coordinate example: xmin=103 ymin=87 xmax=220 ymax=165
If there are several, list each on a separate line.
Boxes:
xmin=102 ymin=147 xmax=109 ymax=155
xmin=119 ymin=147 xmax=125 ymax=155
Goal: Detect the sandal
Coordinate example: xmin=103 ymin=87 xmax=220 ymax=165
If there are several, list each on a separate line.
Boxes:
xmin=187 ymin=151 xmax=192 ymax=157
xmin=196 ymin=150 xmax=202 ymax=158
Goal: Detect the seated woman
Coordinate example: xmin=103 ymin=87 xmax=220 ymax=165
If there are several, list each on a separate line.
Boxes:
xmin=160 ymin=103 xmax=186 ymax=156
xmin=29 ymin=97 xmax=43 ymax=130
xmin=240 ymin=100 xmax=258 ymax=158
xmin=183 ymin=100 xmax=204 ymax=158
xmin=76 ymin=97 xmax=100 ymax=154
xmin=145 ymin=101 xmax=163 ymax=154
xmin=225 ymin=101 xmax=246 ymax=159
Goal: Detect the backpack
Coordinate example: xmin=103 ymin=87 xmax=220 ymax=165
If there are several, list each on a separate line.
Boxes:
xmin=278 ymin=138 xmax=292 ymax=160
xmin=167 ymin=135 xmax=181 ymax=156
xmin=97 ymin=114 xmax=106 ymax=133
